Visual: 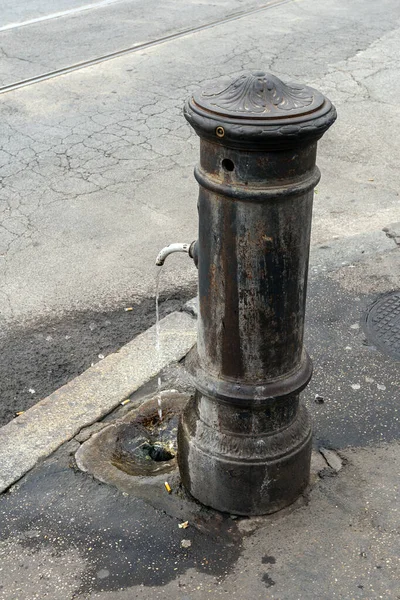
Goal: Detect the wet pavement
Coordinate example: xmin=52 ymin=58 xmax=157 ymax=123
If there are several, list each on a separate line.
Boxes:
xmin=0 ymin=442 xmax=242 ymax=597
xmin=0 ymin=289 xmax=193 ymax=426
xmin=305 ymin=263 xmax=400 ymax=449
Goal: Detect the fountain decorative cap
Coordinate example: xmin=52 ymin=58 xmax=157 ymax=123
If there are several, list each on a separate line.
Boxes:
xmin=184 ymin=71 xmax=336 ymax=149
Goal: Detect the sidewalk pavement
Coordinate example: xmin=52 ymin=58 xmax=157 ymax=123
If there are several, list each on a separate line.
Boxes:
xmin=0 ymin=229 xmax=399 ymax=599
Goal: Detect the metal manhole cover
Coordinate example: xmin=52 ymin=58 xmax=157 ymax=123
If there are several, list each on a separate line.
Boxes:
xmin=363 ymin=291 xmax=400 ymax=360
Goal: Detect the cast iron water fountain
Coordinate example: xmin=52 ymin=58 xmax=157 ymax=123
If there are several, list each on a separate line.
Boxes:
xmin=77 ymin=70 xmax=336 ymax=516
xmin=156 ymin=71 xmax=336 ymax=515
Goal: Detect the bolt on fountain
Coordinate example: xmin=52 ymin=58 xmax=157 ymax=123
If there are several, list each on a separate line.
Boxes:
xmin=157 ymin=71 xmax=336 ymax=515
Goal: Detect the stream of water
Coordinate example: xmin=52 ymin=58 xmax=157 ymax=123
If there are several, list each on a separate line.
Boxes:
xmin=155 ymin=268 xmax=163 ymax=421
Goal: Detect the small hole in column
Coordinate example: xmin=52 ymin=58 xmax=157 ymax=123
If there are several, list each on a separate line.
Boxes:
xmin=222 ymin=158 xmax=235 ymax=172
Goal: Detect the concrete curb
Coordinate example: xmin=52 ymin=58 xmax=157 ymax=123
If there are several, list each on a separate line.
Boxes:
xmin=0 ymin=226 xmax=390 ymax=495
xmin=0 ymin=310 xmax=196 ymax=494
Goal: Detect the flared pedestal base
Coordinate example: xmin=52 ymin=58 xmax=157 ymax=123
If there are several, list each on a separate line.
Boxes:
xmin=178 ymin=393 xmax=312 ymax=516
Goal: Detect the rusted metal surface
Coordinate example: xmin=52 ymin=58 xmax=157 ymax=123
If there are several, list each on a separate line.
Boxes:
xmin=178 ymin=71 xmax=336 ymax=515
xmin=196 ymin=142 xmax=317 ymax=382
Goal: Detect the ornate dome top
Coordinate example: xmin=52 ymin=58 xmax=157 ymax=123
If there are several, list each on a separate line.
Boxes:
xmin=184 ymin=71 xmax=336 ymax=149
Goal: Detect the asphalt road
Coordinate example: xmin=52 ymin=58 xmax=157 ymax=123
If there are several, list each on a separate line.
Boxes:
xmin=1 ymin=0 xmax=400 ymax=421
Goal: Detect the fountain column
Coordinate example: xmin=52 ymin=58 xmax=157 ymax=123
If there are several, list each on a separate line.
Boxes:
xmin=177 ymin=71 xmax=336 ymax=515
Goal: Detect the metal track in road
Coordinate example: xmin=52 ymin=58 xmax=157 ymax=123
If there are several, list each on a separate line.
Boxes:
xmin=0 ymin=0 xmax=292 ymax=95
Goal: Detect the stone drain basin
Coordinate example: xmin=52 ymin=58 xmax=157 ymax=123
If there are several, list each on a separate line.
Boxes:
xmin=75 ymin=390 xmax=247 ymax=538
xmin=75 ymin=391 xmax=192 ymax=505
xmin=112 ymin=394 xmax=182 ymax=476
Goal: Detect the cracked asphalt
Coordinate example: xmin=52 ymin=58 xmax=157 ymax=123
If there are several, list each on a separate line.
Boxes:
xmin=2 ymin=0 xmax=400 ymax=421
xmin=1 ymin=0 xmax=400 ymax=326
xmin=0 ymin=0 xmax=400 ymax=597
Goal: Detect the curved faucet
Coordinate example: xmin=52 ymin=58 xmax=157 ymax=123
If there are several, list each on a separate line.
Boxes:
xmin=156 ymin=241 xmax=198 ymax=267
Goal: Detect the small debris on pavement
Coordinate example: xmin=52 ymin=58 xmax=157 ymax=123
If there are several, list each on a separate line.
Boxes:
xmin=181 ymin=539 xmax=191 ymax=549
xmin=125 ymin=307 xmax=133 ymax=312
xmin=164 ymin=481 xmax=172 ymax=493
xmin=377 ymin=383 xmax=386 ymax=391
xmin=351 ymin=383 xmax=361 ymax=390
xmin=98 ymin=354 xmax=105 ymax=359
xmin=96 ymin=569 xmax=110 ymax=580
xmin=178 ymin=521 xmax=189 ymax=529
xmin=320 ymin=447 xmax=343 ymax=472
xmin=120 ymin=399 xmax=130 ymax=406
xmin=28 ymin=388 xmax=35 ymax=394
xmin=314 ymin=394 xmax=324 ymax=404
xmin=16 ymin=411 xmax=24 ymax=416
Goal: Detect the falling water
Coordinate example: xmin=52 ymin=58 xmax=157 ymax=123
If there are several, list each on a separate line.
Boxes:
xmin=155 ymin=268 xmax=162 ymax=351
xmin=157 ymin=377 xmax=163 ymax=421
xmin=155 ymin=268 xmax=163 ymax=421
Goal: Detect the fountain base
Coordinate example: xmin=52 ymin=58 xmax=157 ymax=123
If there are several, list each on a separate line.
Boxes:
xmin=178 ymin=392 xmax=312 ymax=516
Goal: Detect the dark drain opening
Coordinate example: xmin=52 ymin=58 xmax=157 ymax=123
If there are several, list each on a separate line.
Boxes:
xmin=111 ymin=408 xmax=180 ymax=476
xmin=147 ymin=442 xmax=175 ymax=462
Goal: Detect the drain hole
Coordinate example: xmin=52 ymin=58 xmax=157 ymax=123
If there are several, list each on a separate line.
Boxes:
xmin=148 ymin=443 xmax=175 ymax=462
xmin=222 ymin=158 xmax=235 ymax=172
xmin=115 ymin=424 xmax=175 ymax=463
xmin=112 ymin=419 xmax=177 ymax=475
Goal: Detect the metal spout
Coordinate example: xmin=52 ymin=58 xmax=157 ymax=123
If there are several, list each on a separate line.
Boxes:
xmin=155 ymin=241 xmax=197 ymax=266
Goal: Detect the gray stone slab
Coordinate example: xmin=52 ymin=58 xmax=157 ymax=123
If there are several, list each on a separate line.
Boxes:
xmin=310 ymin=449 xmax=328 ymax=474
xmin=183 ymin=296 xmax=198 ymax=317
xmin=0 ymin=310 xmax=196 ymax=493
xmin=319 ymin=447 xmax=343 ymax=472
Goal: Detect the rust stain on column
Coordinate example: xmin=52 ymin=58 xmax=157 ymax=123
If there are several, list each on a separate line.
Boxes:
xmin=221 ymin=200 xmax=243 ymax=379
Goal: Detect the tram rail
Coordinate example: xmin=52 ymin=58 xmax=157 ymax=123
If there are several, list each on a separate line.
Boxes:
xmin=0 ymin=0 xmax=291 ymax=95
